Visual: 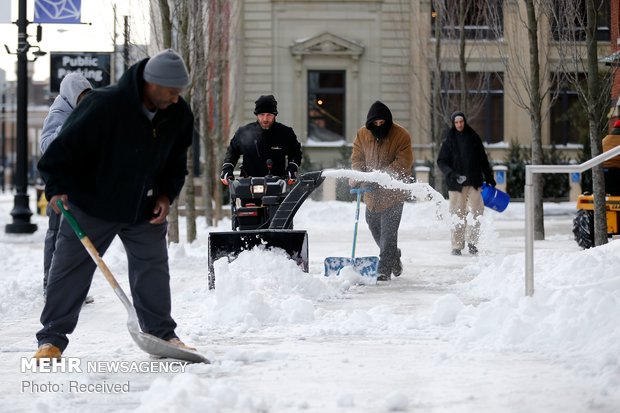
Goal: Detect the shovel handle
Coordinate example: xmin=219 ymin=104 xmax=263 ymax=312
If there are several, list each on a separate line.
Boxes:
xmin=57 ymin=199 xmax=85 ymax=239
xmin=349 ymin=186 xmax=373 ymax=259
xmin=56 ymin=200 xmax=123 ymax=291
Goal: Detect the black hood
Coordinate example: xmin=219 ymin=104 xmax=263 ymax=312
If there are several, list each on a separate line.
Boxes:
xmin=116 ymin=58 xmax=148 ymax=111
xmin=365 ymin=101 xmax=393 ymax=140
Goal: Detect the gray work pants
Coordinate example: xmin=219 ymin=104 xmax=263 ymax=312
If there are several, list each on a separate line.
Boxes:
xmin=37 ymin=204 xmax=177 ymax=352
xmin=365 ymin=202 xmax=404 ymax=275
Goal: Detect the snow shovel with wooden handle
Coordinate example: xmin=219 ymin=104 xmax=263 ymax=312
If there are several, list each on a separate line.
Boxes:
xmin=57 ymin=200 xmax=209 ymax=363
xmin=324 ymin=187 xmax=379 ymax=277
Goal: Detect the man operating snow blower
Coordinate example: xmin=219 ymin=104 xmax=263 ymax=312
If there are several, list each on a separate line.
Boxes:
xmin=209 ymin=95 xmax=320 ymax=289
xmin=220 ymin=94 xmax=302 ymax=186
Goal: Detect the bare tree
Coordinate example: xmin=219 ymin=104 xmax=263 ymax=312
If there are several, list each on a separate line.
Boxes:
xmin=431 ymin=2 xmax=445 ymax=191
xmin=149 ymin=0 xmax=234 ymax=235
xmin=150 ymin=0 xmax=203 ymax=242
xmin=151 ymin=0 xmax=181 ymax=243
xmin=546 ymin=0 xmax=613 ymax=246
xmin=486 ymin=0 xmax=563 ymax=240
xmin=414 ymin=1 xmax=498 ymax=193
xmin=203 ymin=0 xmax=231 ymax=226
xmin=180 ymin=1 xmax=197 ymax=243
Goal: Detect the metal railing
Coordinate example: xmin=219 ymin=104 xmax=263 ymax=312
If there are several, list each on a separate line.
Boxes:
xmin=524 ymin=144 xmax=620 ymax=296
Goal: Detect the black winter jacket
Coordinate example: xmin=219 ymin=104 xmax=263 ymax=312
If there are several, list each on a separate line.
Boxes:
xmin=437 ymin=124 xmax=494 ymax=191
xmin=38 ymin=59 xmax=194 ymax=224
xmin=223 ymin=121 xmax=302 ymax=177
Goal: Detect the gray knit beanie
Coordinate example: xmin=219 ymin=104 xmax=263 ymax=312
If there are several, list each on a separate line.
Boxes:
xmin=143 ymin=49 xmax=189 ymax=88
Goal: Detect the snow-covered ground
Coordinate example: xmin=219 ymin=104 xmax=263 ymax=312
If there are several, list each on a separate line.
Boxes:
xmin=0 ymin=180 xmax=619 ymax=413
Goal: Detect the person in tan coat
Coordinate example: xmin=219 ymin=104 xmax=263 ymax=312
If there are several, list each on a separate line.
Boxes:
xmin=350 ymin=101 xmax=413 ymax=281
xmin=602 ymin=119 xmax=620 ymax=196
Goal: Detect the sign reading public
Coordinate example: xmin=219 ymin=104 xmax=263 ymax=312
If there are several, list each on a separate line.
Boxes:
xmin=50 ymin=52 xmax=112 ymax=93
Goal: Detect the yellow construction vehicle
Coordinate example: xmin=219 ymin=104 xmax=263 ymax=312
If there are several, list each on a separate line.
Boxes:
xmin=572 ymin=194 xmax=620 ymax=249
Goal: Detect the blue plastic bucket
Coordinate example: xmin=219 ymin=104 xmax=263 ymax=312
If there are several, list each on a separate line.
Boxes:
xmin=481 ymin=183 xmax=510 ymax=212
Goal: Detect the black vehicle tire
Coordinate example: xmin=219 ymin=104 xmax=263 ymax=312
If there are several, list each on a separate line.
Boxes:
xmin=573 ymin=209 xmax=595 ymax=249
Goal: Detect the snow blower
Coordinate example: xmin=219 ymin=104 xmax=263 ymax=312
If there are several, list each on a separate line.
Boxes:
xmin=208 ymin=170 xmax=325 ymax=288
xmin=58 ymin=201 xmax=209 ymax=363
xmin=324 ymin=187 xmax=379 ymax=277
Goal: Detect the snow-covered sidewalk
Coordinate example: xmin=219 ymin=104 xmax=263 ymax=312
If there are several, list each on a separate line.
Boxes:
xmin=0 ymin=191 xmax=619 ymax=412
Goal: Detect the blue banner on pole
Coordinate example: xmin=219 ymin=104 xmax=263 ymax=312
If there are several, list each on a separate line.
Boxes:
xmin=34 ymin=0 xmax=82 ymax=24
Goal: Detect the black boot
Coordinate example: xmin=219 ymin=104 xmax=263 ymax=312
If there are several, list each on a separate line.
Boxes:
xmin=393 ymin=248 xmax=402 ymax=277
xmin=377 ymin=273 xmax=391 ymax=281
xmin=468 ymin=243 xmax=478 ymax=256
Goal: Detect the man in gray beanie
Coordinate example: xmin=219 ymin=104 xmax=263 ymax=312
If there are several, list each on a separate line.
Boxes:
xmin=143 ymin=48 xmax=190 ymax=89
xmin=34 ymin=49 xmax=196 ymax=361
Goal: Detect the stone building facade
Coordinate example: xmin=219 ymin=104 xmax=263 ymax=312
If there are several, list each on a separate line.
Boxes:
xmin=182 ymin=1 xmax=613 ymax=173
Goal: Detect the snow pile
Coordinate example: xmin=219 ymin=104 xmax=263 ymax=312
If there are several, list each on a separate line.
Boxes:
xmin=384 ymin=391 xmax=409 ymax=411
xmin=135 ymin=374 xmax=268 ymax=413
xmin=204 ymin=248 xmax=343 ymax=326
xmin=3 ymin=189 xmax=619 ymax=411
xmin=430 ymin=293 xmax=465 ymax=325
xmin=0 ymin=232 xmax=46 ymax=317
xmin=445 ymin=240 xmax=620 ymax=396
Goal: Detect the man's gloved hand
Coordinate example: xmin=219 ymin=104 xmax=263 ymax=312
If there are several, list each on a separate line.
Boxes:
xmin=286 ymin=162 xmax=299 ymax=185
xmin=220 ymin=163 xmax=234 ymax=186
xmin=456 ymin=175 xmax=467 ymax=185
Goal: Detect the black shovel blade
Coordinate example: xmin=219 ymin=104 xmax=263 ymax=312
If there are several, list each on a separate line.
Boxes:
xmin=208 ymin=230 xmax=309 ymax=288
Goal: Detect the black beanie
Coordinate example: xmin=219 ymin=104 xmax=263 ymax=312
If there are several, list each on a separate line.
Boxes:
xmin=254 ymin=95 xmax=278 ymax=115
xmin=450 ymin=111 xmax=466 ymax=124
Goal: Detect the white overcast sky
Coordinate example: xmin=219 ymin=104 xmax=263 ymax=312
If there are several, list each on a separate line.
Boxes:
xmin=0 ymin=0 xmax=150 ymax=82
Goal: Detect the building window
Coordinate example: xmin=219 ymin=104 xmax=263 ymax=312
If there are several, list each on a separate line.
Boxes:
xmin=550 ymin=75 xmax=588 ymax=145
xmin=439 ymin=72 xmax=504 ymax=143
xmin=551 ymin=0 xmax=610 ymax=41
xmin=431 ymin=0 xmax=503 ymax=40
xmin=307 ymin=70 xmax=346 ymax=142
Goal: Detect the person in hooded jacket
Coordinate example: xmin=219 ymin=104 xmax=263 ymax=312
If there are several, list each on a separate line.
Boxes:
xmin=437 ymin=111 xmax=495 ymax=256
xmin=39 ymin=73 xmax=93 ymax=296
xmin=602 ymin=119 xmax=620 ymax=196
xmin=34 ymin=49 xmax=195 ymax=362
xmin=350 ymin=101 xmax=413 ymax=281
xmin=220 ymin=95 xmax=302 ymax=185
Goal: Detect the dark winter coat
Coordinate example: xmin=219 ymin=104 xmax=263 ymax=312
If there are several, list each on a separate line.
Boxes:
xmin=437 ymin=123 xmax=494 ymax=191
xmin=351 ymin=102 xmax=413 ymax=212
xmin=223 ymin=121 xmax=302 ymax=177
xmin=38 ymin=59 xmax=194 ymax=224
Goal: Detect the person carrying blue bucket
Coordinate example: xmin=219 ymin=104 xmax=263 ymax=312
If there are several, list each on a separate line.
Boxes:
xmin=437 ymin=111 xmax=495 ymax=256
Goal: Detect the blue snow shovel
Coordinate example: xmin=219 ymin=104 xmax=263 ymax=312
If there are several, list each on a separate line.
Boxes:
xmin=324 ymin=187 xmax=379 ymax=277
xmin=57 ymin=200 xmax=209 ymax=364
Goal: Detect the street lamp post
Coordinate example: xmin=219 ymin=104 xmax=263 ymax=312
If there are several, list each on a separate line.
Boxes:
xmin=1 ymin=88 xmax=6 ymax=193
xmin=6 ymin=0 xmax=37 ymax=233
